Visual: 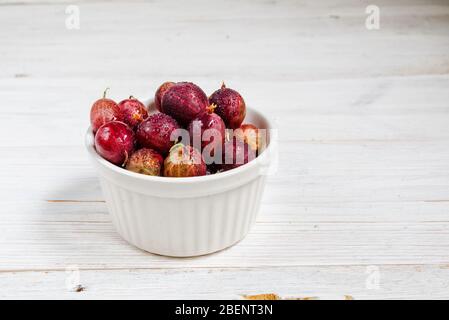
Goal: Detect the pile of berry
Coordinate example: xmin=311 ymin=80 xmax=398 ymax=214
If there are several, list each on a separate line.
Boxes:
xmin=90 ymin=82 xmax=262 ymax=177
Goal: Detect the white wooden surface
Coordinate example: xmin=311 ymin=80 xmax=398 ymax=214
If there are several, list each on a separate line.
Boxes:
xmin=1 ymin=0 xmax=449 ymax=299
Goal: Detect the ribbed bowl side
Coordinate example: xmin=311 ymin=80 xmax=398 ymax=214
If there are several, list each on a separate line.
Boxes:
xmin=98 ymin=175 xmax=267 ymax=257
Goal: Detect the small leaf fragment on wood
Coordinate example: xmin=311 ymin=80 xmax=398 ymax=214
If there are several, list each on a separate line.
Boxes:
xmin=285 ymin=296 xmax=319 ymax=300
xmin=242 ymin=293 xmax=281 ymax=300
xmin=242 ymin=293 xmax=319 ymax=300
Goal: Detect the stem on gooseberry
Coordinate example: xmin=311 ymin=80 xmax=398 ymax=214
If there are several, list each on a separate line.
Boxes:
xmin=103 ymin=87 xmax=110 ymax=99
xmin=221 ymin=81 xmax=226 ymax=89
xmin=206 ymin=104 xmax=217 ymax=114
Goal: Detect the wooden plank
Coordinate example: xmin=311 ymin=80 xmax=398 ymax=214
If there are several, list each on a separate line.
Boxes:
xmin=1 ymin=264 xmax=449 ymax=299
xmin=1 ymin=207 xmax=449 ymax=270
xmin=2 ymin=139 xmax=449 ymax=203
xmin=0 ymin=76 xmax=449 ymax=147
xmin=0 ymin=1 xmax=448 ymax=82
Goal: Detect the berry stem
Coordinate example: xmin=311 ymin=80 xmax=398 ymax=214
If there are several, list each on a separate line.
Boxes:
xmin=207 ymin=104 xmax=217 ymax=114
xmin=103 ymin=87 xmax=110 ymax=99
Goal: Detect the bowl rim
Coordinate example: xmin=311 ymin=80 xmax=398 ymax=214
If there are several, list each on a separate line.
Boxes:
xmin=85 ymin=105 xmax=273 ymax=184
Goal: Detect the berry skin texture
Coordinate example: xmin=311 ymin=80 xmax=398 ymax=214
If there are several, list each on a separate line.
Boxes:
xmin=154 ymin=81 xmax=175 ymax=112
xmin=161 ymin=82 xmax=208 ymax=125
xmin=90 ymin=90 xmax=122 ymax=133
xmin=163 ymin=144 xmax=206 ymax=177
xmin=221 ymin=137 xmax=255 ymax=171
xmin=209 ymin=83 xmax=246 ymax=129
xmin=95 ymin=121 xmax=135 ymax=166
xmin=234 ymin=123 xmax=260 ymax=153
xmin=187 ymin=109 xmax=226 ymax=152
xmin=118 ymin=97 xmax=148 ymax=129
xmin=125 ymin=148 xmax=163 ymax=176
xmin=136 ymin=113 xmax=180 ymax=156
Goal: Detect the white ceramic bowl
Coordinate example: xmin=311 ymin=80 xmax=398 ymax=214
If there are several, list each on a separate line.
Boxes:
xmin=85 ymin=100 xmax=273 ymax=257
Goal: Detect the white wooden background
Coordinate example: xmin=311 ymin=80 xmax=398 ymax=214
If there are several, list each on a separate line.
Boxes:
xmin=0 ymin=0 xmax=448 ymax=299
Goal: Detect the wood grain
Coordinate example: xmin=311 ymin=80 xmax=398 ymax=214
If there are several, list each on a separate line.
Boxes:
xmin=1 ymin=265 xmax=449 ymax=300
xmin=0 ymin=0 xmax=448 ymax=299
